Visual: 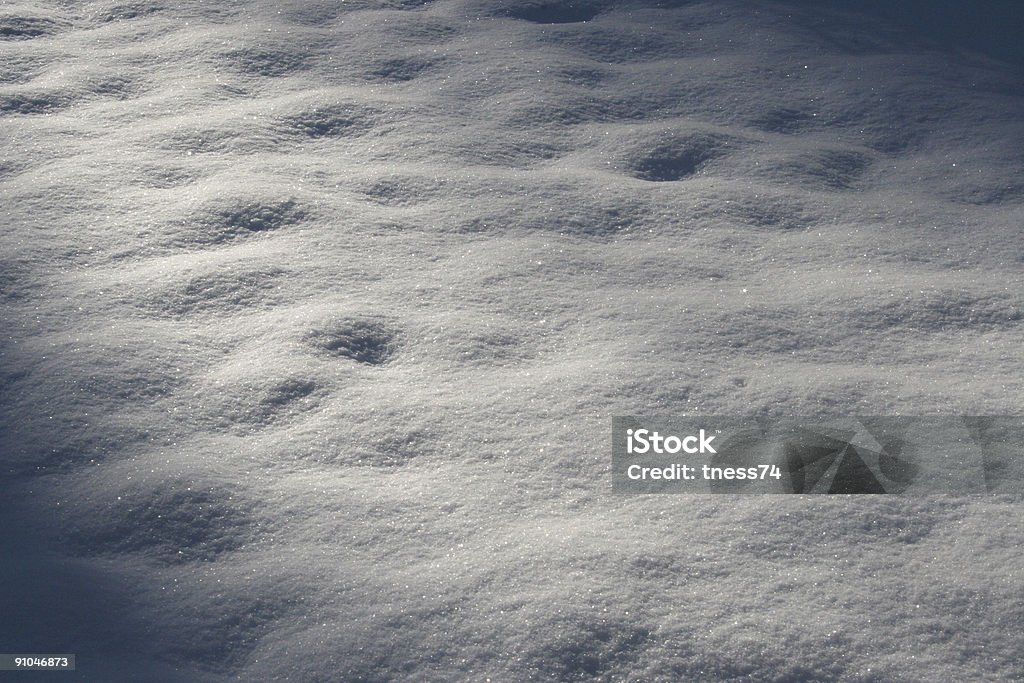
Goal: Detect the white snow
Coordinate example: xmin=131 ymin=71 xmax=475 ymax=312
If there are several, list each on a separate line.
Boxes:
xmin=1 ymin=0 xmax=1022 ymax=680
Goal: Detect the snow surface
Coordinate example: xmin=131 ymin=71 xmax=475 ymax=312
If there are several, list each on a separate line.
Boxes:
xmin=1 ymin=0 xmax=1023 ymax=680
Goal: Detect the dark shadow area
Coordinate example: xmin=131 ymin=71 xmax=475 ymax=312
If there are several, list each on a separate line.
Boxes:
xmin=868 ymin=0 xmax=1024 ymax=69
xmin=0 ymin=488 xmax=169 ymax=681
xmin=506 ymin=1 xmax=605 ymax=24
xmin=787 ymin=0 xmax=1024 ymax=70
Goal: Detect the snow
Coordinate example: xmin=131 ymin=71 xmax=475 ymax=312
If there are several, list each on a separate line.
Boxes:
xmin=1 ymin=0 xmax=1022 ymax=680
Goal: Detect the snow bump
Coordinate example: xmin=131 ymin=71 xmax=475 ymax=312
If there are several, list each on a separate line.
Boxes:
xmin=309 ymin=316 xmax=400 ymax=366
